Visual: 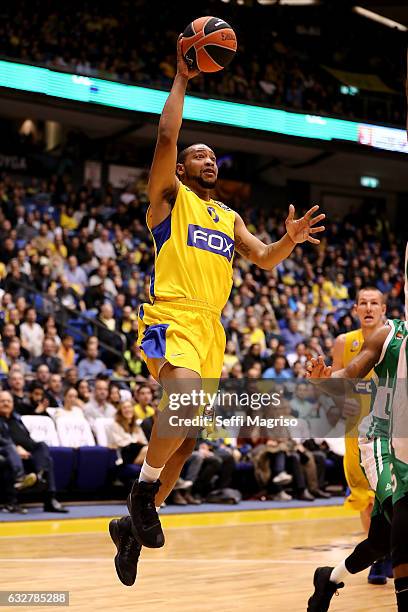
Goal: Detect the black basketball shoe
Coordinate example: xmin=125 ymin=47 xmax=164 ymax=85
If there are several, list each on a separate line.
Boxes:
xmin=307 ymin=566 xmax=344 ymax=612
xmin=127 ymin=480 xmax=165 ymax=548
xmin=109 ymin=516 xmax=141 ymax=586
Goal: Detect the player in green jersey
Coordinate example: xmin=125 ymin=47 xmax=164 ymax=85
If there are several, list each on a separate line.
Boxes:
xmin=307 ymin=244 xmax=408 ymax=611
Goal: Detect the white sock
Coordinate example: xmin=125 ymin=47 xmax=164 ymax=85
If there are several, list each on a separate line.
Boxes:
xmin=139 ymin=460 xmax=163 ymax=483
xmin=330 ymin=560 xmax=350 ymax=584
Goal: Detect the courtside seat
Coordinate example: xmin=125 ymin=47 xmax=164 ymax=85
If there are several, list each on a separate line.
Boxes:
xmin=232 ymin=461 xmax=257 ymax=498
xmin=56 ymin=415 xmax=95 ymax=448
xmin=119 ymin=463 xmax=142 ymax=482
xmin=94 ymin=417 xmax=114 ymax=447
xmin=235 ymin=461 xmax=254 ymax=471
xmin=49 ymin=447 xmax=75 ymax=491
xmin=76 ymin=446 xmax=112 ymax=490
xmin=21 ymin=415 xmax=59 ymax=446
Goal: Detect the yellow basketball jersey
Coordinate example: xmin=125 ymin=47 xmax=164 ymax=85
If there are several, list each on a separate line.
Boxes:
xmin=147 ymin=183 xmax=235 ymax=311
xmin=343 ymin=328 xmax=373 ymax=422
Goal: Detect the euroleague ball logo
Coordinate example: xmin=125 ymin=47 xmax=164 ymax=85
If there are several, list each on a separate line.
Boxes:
xmin=221 ymin=32 xmax=235 ymax=41
xmin=207 ymin=206 xmax=220 ymax=223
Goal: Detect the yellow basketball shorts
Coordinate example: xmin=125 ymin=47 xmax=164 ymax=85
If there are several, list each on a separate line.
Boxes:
xmin=344 ymin=435 xmax=375 ymax=512
xmin=137 ymin=298 xmax=226 ymax=382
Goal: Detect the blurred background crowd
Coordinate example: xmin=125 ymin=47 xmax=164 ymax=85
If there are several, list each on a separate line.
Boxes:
xmin=0 ymin=0 xmax=405 ymax=126
xmin=0 ymin=168 xmax=404 ymax=512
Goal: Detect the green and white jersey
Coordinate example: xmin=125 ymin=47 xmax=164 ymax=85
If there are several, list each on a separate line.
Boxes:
xmin=360 ymin=319 xmax=408 ymax=440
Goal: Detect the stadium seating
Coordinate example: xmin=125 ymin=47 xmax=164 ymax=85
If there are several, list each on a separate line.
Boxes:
xmin=55 ymin=416 xmax=95 ymax=448
xmin=21 ymin=415 xmax=59 ymax=447
xmin=93 ymin=417 xmax=114 ymax=447
xmin=75 ymin=446 xmax=114 ymax=491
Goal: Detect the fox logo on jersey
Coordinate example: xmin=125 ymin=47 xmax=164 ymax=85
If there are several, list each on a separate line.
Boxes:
xmin=187 ymin=224 xmax=234 ymax=261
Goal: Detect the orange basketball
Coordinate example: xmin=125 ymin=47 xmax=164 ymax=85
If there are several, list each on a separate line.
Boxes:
xmin=181 ymin=17 xmax=237 ymax=73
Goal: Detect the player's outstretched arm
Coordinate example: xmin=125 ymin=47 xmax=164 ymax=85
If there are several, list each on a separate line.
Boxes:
xmin=307 ymin=325 xmax=389 ymax=387
xmin=234 ymin=204 xmax=325 ymax=269
xmin=147 ymin=36 xmax=199 ymax=228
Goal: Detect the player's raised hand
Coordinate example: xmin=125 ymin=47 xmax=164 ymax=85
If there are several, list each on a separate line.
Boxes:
xmin=177 ymin=35 xmax=200 ymax=80
xmin=285 ymin=204 xmax=325 ymax=245
xmin=306 ymin=355 xmax=332 ymax=379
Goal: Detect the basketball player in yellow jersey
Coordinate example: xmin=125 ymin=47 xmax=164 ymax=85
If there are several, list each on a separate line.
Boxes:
xmin=331 ymin=287 xmax=387 ymax=582
xmin=108 ymin=36 xmax=325 ymax=586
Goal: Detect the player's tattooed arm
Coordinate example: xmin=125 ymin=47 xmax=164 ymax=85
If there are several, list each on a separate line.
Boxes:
xmin=234 ymin=212 xmax=295 ymax=268
xmin=234 ymin=234 xmax=252 ymax=258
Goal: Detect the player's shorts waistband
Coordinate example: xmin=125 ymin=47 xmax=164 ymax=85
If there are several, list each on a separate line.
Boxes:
xmin=152 ymin=297 xmax=221 ymax=316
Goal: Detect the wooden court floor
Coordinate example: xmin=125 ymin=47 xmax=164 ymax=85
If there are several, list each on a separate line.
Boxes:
xmin=0 ymin=508 xmax=396 ymax=612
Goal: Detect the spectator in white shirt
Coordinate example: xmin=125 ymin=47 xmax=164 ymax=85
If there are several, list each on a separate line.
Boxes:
xmin=83 ymin=378 xmax=116 ymax=429
xmin=109 ymin=400 xmax=148 ymax=465
xmin=17 ymin=249 xmax=31 ymax=277
xmin=92 ymin=229 xmax=116 ymax=260
xmin=54 ymin=387 xmax=85 ymax=419
xmin=20 ymin=307 xmax=44 ymax=358
xmin=286 ymin=342 xmax=308 ymax=368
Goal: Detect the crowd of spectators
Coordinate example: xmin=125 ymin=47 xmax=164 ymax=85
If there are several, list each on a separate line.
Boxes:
xmin=0 ymin=0 xmax=405 ymax=126
xmin=0 ymin=168 xmax=405 ymax=512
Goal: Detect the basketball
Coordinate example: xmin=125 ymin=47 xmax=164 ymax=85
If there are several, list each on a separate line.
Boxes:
xmin=181 ymin=16 xmax=237 ymax=73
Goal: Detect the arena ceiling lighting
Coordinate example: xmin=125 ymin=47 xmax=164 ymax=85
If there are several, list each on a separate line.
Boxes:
xmin=0 ymin=59 xmax=406 ymax=154
xmin=353 ymin=6 xmax=407 ymax=31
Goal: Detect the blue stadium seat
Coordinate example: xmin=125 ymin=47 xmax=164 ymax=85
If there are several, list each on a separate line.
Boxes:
xmin=119 ymin=463 xmax=142 ymax=482
xmin=33 ymin=294 xmax=44 ymax=311
xmin=232 ymin=461 xmax=256 ymax=498
xmin=235 ymin=461 xmax=254 ymax=471
xmin=49 ymin=447 xmax=75 ymax=491
xmin=82 ymin=309 xmax=97 ymax=319
xmin=76 ymin=446 xmax=112 ymax=490
xmin=67 ymin=319 xmax=87 ymax=343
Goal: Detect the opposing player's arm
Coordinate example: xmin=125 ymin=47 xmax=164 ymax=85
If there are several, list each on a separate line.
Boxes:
xmin=331 ymin=334 xmax=346 ymax=372
xmin=147 ymin=37 xmax=199 ymax=228
xmin=234 ymin=204 xmax=325 ymax=269
xmin=338 ymin=325 xmax=389 ymax=379
xmin=307 ymin=326 xmax=389 ymax=395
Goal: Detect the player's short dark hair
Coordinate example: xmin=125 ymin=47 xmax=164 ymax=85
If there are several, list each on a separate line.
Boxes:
xmin=176 ymin=143 xmax=214 ymax=165
xmin=177 ymin=147 xmax=192 ymax=165
xmin=356 ymin=286 xmax=386 ymax=304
